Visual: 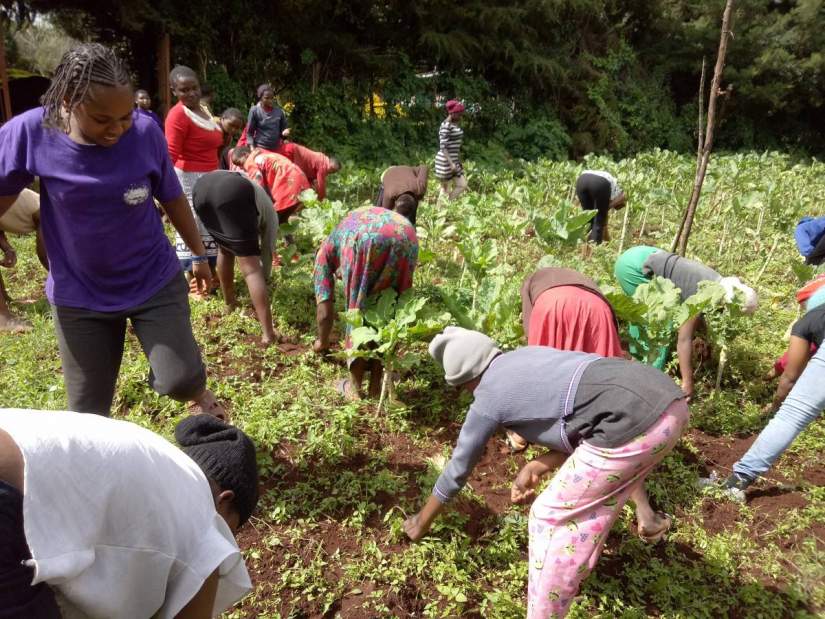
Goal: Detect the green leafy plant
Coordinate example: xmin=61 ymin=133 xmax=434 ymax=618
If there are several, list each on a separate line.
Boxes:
xmin=531 ymin=200 xmax=596 ymax=248
xmin=440 ymin=273 xmax=524 ymax=348
xmin=295 ymin=188 xmax=351 ymax=246
xmin=342 ymin=289 xmax=449 ymax=410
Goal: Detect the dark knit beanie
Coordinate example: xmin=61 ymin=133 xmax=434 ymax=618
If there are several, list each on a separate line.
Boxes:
xmin=175 ymin=415 xmax=259 ymax=526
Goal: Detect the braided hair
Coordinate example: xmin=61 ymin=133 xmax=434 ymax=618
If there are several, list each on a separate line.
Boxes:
xmin=41 ymin=43 xmax=131 ymax=131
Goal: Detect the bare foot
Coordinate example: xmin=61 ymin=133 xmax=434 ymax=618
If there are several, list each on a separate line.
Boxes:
xmin=637 ymin=512 xmax=671 ymax=543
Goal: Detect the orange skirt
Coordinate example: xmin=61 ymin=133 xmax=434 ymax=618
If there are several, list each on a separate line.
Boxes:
xmin=527 ymin=286 xmax=623 ymax=358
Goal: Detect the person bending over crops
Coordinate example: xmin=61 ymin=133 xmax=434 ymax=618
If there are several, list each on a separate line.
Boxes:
xmin=764 ymin=283 xmax=825 ymax=383
xmin=614 ymin=245 xmax=757 ymax=400
xmin=245 ymin=84 xmax=289 ymax=154
xmin=404 ymin=327 xmax=688 ymax=618
xmin=193 ymin=171 xmax=279 ymax=346
xmin=376 ymin=165 xmax=428 ymax=211
xmin=0 ymin=410 xmax=258 ymax=618
xmin=574 ymin=170 xmax=626 ymax=244
xmin=434 ymin=99 xmax=467 ymax=200
xmin=0 ymin=189 xmax=47 ymax=333
xmin=704 ymin=310 xmax=825 ymax=500
xmin=312 ymin=202 xmax=419 ymax=400
xmin=516 ymin=268 xmax=671 ymax=539
xmin=165 ymin=64 xmax=224 ymax=295
xmin=232 ymin=145 xmax=311 ymax=226
xmin=0 ymin=43 xmax=224 ymax=418
xmin=217 ymin=108 xmax=246 ymax=170
xmin=134 ymin=88 xmax=163 ymax=131
xmin=285 ymin=143 xmax=341 ymax=201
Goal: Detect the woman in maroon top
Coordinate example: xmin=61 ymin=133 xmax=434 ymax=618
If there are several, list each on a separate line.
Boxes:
xmin=165 ymin=65 xmax=224 ymax=292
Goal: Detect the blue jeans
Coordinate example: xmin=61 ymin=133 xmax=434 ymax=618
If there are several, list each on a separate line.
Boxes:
xmin=734 ymin=344 xmax=825 ymax=481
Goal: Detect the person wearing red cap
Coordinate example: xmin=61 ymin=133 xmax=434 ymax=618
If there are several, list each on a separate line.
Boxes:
xmin=434 ymin=99 xmax=467 ymax=200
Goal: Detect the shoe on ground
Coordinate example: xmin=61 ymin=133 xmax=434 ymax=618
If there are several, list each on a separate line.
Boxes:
xmin=698 ymin=470 xmax=749 ymax=502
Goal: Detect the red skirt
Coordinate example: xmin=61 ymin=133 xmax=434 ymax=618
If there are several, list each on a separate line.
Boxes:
xmin=527 ymin=286 xmax=623 ymax=357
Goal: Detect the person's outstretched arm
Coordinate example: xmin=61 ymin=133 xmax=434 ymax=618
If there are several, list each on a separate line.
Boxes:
xmin=237 ymin=255 xmax=276 ymax=346
xmin=766 ymin=336 xmax=812 ymax=414
xmin=676 ymin=315 xmax=702 ymax=400
xmin=511 ymin=451 xmax=568 ymax=503
xmin=217 ymin=248 xmax=237 ymax=307
xmin=162 ymin=194 xmax=210 ymax=290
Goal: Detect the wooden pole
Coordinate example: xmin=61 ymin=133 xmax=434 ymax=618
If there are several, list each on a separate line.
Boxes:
xmin=0 ymin=19 xmax=13 ymax=122
xmin=674 ymin=0 xmax=735 ymax=256
xmin=156 ymin=32 xmax=171 ymax=119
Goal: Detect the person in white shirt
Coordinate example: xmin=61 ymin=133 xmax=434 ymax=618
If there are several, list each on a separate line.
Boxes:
xmin=0 ymin=411 xmax=259 ymax=619
xmin=575 ymin=170 xmax=626 ymax=244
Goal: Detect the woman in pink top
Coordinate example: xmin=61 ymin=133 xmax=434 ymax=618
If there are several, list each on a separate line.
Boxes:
xmin=165 ymin=65 xmax=224 ymax=290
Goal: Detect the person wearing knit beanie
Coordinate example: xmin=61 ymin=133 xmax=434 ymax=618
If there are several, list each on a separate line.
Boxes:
xmin=428 ymin=326 xmax=502 ymax=387
xmin=176 ymin=414 xmax=259 ymax=531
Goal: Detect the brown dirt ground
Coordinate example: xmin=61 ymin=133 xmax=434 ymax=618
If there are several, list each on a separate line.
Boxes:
xmin=227 ymin=365 xmax=822 ymax=617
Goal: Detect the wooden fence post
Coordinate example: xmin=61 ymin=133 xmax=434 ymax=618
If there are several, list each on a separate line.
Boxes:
xmin=157 ymin=32 xmax=171 ymax=119
xmin=0 ymin=19 xmax=13 ymax=122
xmin=673 ymin=0 xmax=735 ymax=256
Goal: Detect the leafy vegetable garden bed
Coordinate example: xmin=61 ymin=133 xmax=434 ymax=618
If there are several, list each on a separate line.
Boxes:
xmin=1 ymin=150 xmax=823 ymax=617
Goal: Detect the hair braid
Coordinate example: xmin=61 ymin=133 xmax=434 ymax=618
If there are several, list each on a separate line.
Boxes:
xmin=41 ymin=43 xmax=132 ymax=131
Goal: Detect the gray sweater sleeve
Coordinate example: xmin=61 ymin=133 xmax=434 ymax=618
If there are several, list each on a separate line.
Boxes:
xmin=432 ymin=405 xmax=499 ymax=503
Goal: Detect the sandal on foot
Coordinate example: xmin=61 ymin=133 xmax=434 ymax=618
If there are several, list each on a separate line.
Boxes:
xmin=638 ymin=512 xmax=672 ymax=544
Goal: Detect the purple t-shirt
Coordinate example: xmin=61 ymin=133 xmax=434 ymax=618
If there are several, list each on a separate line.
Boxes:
xmin=135 ymin=107 xmax=163 ymax=132
xmin=0 ymin=107 xmax=183 ymax=311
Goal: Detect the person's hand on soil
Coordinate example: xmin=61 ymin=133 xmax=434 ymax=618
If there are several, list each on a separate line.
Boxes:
xmin=189 ymin=389 xmax=227 ymax=421
xmin=511 ymin=463 xmax=541 ymax=504
xmin=191 ymin=261 xmax=212 ymax=295
xmin=403 ymin=513 xmax=430 ymax=542
xmin=0 ymin=246 xmax=16 ymax=268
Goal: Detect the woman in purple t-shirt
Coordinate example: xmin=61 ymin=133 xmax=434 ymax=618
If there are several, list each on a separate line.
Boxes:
xmin=0 ymin=43 xmax=224 ymax=418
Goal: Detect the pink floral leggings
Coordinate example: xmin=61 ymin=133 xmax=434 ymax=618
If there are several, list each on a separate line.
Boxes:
xmin=527 ymin=399 xmax=689 ymax=618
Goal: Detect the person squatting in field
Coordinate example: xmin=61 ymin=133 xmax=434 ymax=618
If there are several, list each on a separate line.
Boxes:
xmin=513 ymin=268 xmax=672 ymax=540
xmin=614 ymin=245 xmax=758 ymax=400
xmin=376 ymin=164 xmax=429 ymax=211
xmin=0 ymin=43 xmax=224 ymax=418
xmin=404 ymin=327 xmax=689 ymax=618
xmin=192 ymin=170 xmax=279 ymax=346
xmin=312 ymin=203 xmax=419 ymax=400
xmin=574 ymin=170 xmax=626 ymax=244
xmin=0 ymin=410 xmax=258 ymax=619
xmin=165 ymin=64 xmax=224 ymax=295
xmin=0 ymin=189 xmax=47 ymax=332
xmin=232 ymin=145 xmax=311 ymax=226
xmin=434 ymin=99 xmax=467 ymax=200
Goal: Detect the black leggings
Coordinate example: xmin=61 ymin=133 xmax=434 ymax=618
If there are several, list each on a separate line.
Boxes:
xmin=575 ymin=173 xmax=612 ymax=244
xmin=0 ymin=481 xmax=60 ymax=618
